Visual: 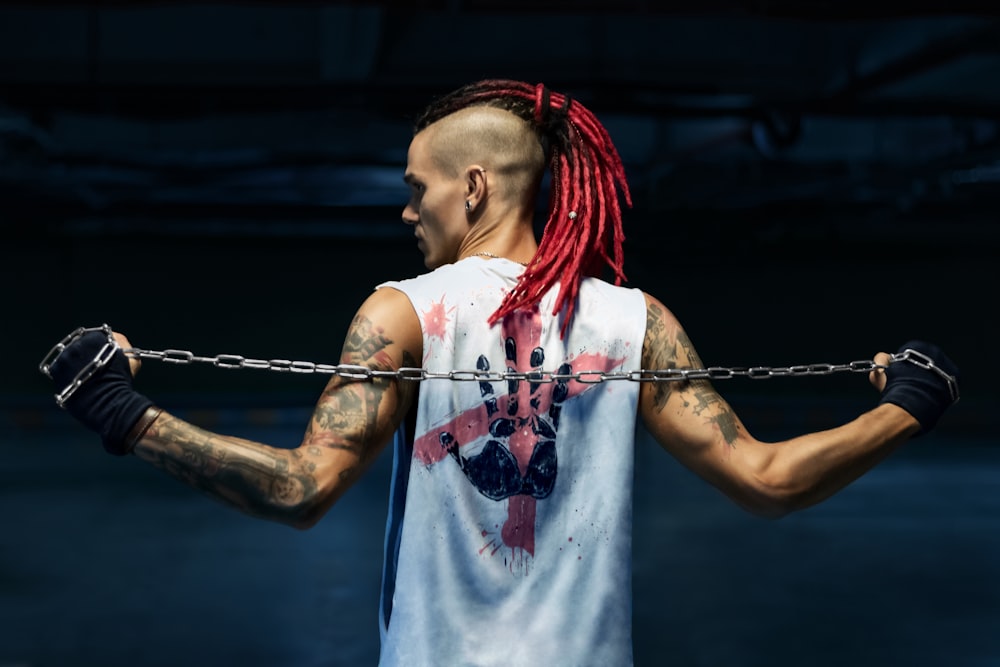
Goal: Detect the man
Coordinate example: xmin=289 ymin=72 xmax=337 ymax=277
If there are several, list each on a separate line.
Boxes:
xmin=45 ymin=80 xmax=958 ymax=666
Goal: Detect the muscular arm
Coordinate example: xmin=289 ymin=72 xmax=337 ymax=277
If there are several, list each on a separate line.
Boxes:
xmin=131 ymin=288 xmax=420 ymax=529
xmin=639 ymin=293 xmax=920 ymax=518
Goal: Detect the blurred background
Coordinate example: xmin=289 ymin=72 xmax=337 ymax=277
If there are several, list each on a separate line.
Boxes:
xmin=1 ymin=2 xmax=997 ymax=666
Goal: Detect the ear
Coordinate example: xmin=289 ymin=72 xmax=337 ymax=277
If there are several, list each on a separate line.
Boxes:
xmin=464 ymin=166 xmax=487 ymax=213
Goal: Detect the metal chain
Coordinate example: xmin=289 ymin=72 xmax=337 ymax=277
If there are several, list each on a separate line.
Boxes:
xmin=39 ymin=324 xmax=960 ymax=407
xmin=38 ymin=324 xmax=119 ymax=408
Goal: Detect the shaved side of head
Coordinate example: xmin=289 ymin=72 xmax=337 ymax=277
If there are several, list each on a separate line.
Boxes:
xmin=421 ymin=106 xmax=546 ymax=208
xmin=412 ymin=80 xmax=631 ymax=334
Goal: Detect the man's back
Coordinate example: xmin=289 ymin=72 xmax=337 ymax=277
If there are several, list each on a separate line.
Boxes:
xmin=378 ymin=256 xmax=646 ymax=666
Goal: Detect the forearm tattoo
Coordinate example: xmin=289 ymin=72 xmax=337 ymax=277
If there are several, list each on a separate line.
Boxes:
xmin=644 ymin=302 xmax=741 ymax=447
xmin=135 ymin=414 xmax=321 ymax=523
xmin=133 ymin=313 xmax=414 ymax=524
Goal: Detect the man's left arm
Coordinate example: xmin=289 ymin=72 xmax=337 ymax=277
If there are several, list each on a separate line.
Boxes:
xmin=638 ymin=292 xmax=957 ymax=518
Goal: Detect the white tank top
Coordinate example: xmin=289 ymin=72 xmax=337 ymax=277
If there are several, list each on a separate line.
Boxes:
xmin=377 ymin=257 xmax=646 ymax=666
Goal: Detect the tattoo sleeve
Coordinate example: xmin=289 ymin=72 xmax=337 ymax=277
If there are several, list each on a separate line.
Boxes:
xmin=132 ymin=313 xmax=416 ymax=527
xmin=643 ymin=301 xmax=742 ymax=447
xmin=643 ymin=301 xmax=682 ymax=411
xmin=133 ymin=414 xmax=322 ymax=524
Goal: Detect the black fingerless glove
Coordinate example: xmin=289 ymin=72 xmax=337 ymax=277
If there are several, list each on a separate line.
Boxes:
xmin=879 ymin=340 xmax=960 ymax=436
xmin=47 ymin=329 xmax=154 ymax=456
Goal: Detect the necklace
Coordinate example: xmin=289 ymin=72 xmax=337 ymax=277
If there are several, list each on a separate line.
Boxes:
xmin=471 ymin=251 xmax=528 ymax=266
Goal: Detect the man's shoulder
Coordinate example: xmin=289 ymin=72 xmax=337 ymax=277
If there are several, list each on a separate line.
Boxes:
xmin=378 ymin=262 xmax=443 ymax=291
xmin=381 ymin=258 xmax=518 ymax=293
xmin=577 ymin=277 xmax=647 ymax=304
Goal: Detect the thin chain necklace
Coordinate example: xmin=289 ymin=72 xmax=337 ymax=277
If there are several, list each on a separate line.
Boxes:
xmin=470 ymin=251 xmax=528 ymax=266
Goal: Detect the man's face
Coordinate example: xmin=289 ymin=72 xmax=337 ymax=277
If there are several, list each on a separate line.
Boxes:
xmin=402 ymin=131 xmax=470 ymax=270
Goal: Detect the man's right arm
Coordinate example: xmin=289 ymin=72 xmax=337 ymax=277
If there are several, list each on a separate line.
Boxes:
xmin=89 ymin=288 xmax=421 ymax=529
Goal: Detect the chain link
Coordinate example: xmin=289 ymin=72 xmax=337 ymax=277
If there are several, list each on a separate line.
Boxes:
xmin=40 ymin=324 xmax=960 ymax=406
xmin=121 ymin=347 xmax=893 ymax=384
xmin=38 ymin=324 xmax=119 ymax=408
xmin=890 ymin=347 xmax=961 ymax=403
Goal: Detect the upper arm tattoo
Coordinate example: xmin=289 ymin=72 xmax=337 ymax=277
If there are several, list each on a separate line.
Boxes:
xmin=682 ymin=383 xmax=741 ymax=446
xmin=133 ymin=312 xmax=416 ymax=525
xmin=303 ymin=313 xmax=414 ymax=463
xmin=643 ymin=301 xmax=740 ymax=447
xmin=643 ymin=301 xmax=690 ymax=411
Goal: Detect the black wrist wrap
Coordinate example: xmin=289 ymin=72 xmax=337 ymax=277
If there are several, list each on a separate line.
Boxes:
xmin=49 ymin=330 xmax=154 ymax=455
xmin=878 ymin=340 xmax=959 ymax=436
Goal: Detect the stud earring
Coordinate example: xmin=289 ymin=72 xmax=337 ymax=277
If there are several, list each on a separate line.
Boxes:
xmin=465 ymin=200 xmax=472 ymax=212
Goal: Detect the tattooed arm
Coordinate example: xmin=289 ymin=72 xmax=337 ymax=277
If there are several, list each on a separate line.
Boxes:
xmin=130 ymin=287 xmax=420 ymax=529
xmin=638 ymin=292 xmax=919 ymax=518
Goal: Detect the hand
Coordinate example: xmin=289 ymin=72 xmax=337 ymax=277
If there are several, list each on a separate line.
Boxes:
xmin=438 ymin=348 xmax=569 ymax=501
xmin=876 ymin=341 xmax=959 ymax=436
xmin=868 ymin=351 xmax=892 ymax=392
xmin=47 ymin=326 xmax=154 ymax=456
xmin=112 ymin=331 xmax=142 ymax=377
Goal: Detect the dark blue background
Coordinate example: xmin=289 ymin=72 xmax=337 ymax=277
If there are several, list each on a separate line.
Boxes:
xmin=1 ymin=3 xmax=997 ymax=665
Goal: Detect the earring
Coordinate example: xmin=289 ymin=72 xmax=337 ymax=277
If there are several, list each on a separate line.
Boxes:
xmin=465 ymin=200 xmax=472 ymax=212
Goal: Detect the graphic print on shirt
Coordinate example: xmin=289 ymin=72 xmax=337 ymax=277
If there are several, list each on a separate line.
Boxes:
xmin=420 ymin=296 xmax=456 ymax=358
xmin=439 ymin=345 xmax=565 ymax=501
xmin=413 ymin=305 xmax=626 ymax=576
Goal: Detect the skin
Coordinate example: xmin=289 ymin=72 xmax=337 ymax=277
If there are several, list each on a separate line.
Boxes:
xmin=123 ymin=290 xmax=420 ymax=529
xmin=121 ymin=106 xmax=920 ymax=528
xmin=403 ymin=107 xmax=541 ymax=269
xmin=637 ymin=296 xmax=914 ymax=518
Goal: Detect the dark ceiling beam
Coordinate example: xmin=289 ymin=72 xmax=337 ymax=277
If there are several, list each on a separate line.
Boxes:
xmin=6 ymin=1 xmax=1000 ymax=19
xmin=8 ymin=81 xmax=1000 ymax=122
xmin=826 ymin=22 xmax=1000 ymax=103
xmin=464 ymin=0 xmax=1000 ymax=19
xmin=0 ymin=82 xmax=427 ymax=122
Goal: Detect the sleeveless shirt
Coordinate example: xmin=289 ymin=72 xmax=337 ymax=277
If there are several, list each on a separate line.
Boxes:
xmin=376 ymin=257 xmax=646 ymax=666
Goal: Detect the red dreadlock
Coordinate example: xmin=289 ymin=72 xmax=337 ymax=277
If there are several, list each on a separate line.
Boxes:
xmin=414 ymin=80 xmax=632 ymax=337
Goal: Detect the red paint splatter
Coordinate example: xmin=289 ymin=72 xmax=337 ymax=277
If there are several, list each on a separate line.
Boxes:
xmin=478 ymin=539 xmax=503 ymax=557
xmin=422 ymin=296 xmax=455 ymax=342
xmin=501 ymin=494 xmax=537 ymax=556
